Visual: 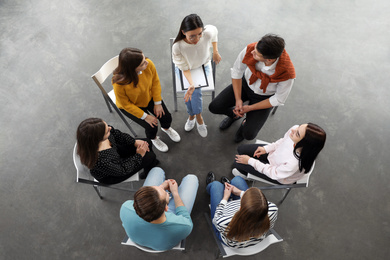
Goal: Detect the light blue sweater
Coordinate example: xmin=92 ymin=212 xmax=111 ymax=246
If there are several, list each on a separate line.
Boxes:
xmin=120 ymin=200 xmax=193 ymax=251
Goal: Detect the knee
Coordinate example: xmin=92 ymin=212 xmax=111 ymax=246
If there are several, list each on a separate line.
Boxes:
xmin=208 ymin=102 xmax=217 ymax=114
xmin=149 ymin=167 xmax=165 ymax=177
xmin=184 ymin=174 xmax=199 ymax=182
xmin=237 ymin=143 xmax=246 ymax=154
xmin=242 ymin=128 xmax=257 ymax=141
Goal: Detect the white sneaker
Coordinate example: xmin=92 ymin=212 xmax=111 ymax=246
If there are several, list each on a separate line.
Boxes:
xmin=232 ymin=168 xmax=248 ymax=180
xmin=151 ymin=137 xmax=168 ymax=152
xmin=184 ymin=118 xmax=196 ymax=132
xmin=196 ymin=121 xmax=208 ymax=137
xmin=161 ymin=127 xmax=181 ymax=142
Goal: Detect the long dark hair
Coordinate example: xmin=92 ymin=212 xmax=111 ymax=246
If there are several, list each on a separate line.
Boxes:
xmin=294 ymin=123 xmax=326 ymax=173
xmin=173 ymin=14 xmax=204 ymax=44
xmin=76 ymin=118 xmax=106 ymax=169
xmin=112 ymin=47 xmax=143 ymax=87
xmin=225 ymin=188 xmax=270 ymax=242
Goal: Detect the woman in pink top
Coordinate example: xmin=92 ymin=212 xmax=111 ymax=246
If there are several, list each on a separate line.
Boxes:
xmin=233 ymin=123 xmax=326 ymax=184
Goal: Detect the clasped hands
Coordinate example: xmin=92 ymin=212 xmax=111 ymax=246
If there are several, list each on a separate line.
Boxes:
xmin=235 ymin=146 xmax=267 ymax=165
xmin=160 ymin=179 xmax=179 ymax=196
xmin=232 ymin=99 xmax=251 ymax=118
xmin=135 ymin=140 xmax=150 ymax=157
xmin=223 ymin=182 xmax=242 ymax=201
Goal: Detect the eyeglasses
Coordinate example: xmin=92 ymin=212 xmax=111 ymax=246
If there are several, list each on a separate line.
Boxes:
xmin=188 ymin=30 xmax=204 ymax=41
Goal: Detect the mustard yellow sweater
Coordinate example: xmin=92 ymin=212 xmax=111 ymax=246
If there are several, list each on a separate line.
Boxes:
xmin=113 ymin=58 xmax=162 ymax=118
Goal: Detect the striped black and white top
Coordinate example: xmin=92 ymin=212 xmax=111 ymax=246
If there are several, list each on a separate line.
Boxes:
xmin=212 ymin=199 xmax=278 ymax=248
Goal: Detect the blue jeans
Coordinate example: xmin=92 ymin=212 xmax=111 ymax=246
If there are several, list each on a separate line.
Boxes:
xmin=175 ymin=64 xmax=211 ymax=116
xmin=206 ymin=176 xmax=249 ymax=240
xmin=206 ymin=176 xmax=249 ymax=218
xmin=143 ymin=167 xmax=199 ymax=214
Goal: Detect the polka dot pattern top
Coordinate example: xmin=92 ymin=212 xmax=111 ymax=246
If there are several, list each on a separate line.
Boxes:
xmin=90 ymin=126 xmax=142 ymax=181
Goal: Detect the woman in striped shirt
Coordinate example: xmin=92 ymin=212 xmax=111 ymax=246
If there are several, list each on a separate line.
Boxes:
xmin=206 ymin=176 xmax=278 ymax=248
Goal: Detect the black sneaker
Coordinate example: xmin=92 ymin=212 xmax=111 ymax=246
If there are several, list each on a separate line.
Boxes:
xmin=221 ymin=176 xmax=231 ymax=185
xmin=219 ymin=116 xmax=239 ymax=130
xmin=206 ymin=171 xmax=216 ymax=185
xmin=234 ymin=124 xmax=245 ymax=143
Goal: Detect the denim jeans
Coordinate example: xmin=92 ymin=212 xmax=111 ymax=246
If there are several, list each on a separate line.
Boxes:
xmin=176 ymin=64 xmax=211 ymax=116
xmin=206 ymin=176 xmax=249 ymax=219
xmin=143 ymin=167 xmax=199 ymax=214
xmin=206 ymin=176 xmax=249 ymax=240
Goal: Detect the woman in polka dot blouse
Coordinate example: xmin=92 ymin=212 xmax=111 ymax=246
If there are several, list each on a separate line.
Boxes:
xmin=77 ymin=118 xmax=158 ymax=184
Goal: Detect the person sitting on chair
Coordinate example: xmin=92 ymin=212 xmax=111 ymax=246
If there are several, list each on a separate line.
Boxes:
xmin=120 ymin=167 xmax=199 ymax=251
xmin=234 ymin=123 xmax=326 ymax=184
xmin=76 ymin=118 xmax=158 ymax=184
xmin=112 ymin=47 xmax=181 ymax=153
xmin=206 ymin=173 xmax=278 ymax=248
xmin=209 ymin=34 xmax=295 ymax=142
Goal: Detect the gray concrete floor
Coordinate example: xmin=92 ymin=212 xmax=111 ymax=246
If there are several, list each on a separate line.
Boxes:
xmin=1 ymin=0 xmax=389 ymax=259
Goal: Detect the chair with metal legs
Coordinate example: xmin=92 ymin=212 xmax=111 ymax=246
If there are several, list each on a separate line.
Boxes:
xmin=91 ymin=55 xmax=137 ymax=136
xmin=244 ymin=139 xmax=315 ymax=205
xmin=73 ymin=143 xmax=140 ymax=199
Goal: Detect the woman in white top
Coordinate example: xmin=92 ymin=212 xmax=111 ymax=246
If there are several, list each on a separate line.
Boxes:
xmin=172 ymin=14 xmax=221 ymax=137
xmin=234 ymin=123 xmax=326 ymax=184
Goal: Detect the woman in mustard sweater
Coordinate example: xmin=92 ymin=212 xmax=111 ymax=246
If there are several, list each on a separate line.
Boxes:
xmin=113 ymin=48 xmax=180 ymax=152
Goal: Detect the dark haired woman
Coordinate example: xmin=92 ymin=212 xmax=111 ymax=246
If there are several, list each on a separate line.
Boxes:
xmin=113 ymin=48 xmax=180 ymax=153
xmin=172 ymin=14 xmax=221 ymax=137
xmin=234 ymin=123 xmax=326 ymax=184
xmin=206 ymin=175 xmax=278 ymax=248
xmin=76 ymin=118 xmax=158 ymax=184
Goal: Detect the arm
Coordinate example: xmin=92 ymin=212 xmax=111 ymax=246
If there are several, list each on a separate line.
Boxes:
xmin=92 ymin=151 xmax=142 ymax=177
xmin=110 ymin=126 xmax=136 ymax=146
xmin=230 ymin=47 xmax=248 ymax=117
xmin=182 ymin=70 xmax=195 ymax=102
xmin=268 ymin=79 xmax=294 ymax=106
xmin=247 ymin=157 xmax=300 ymax=181
xmin=212 ymin=41 xmax=221 ymax=64
xmin=168 ymin=179 xmax=185 ymax=208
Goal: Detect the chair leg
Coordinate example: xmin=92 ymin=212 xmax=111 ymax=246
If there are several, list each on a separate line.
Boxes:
xmin=111 ymin=103 xmax=137 ymax=137
xmin=271 ymin=106 xmax=278 ymax=115
xmin=279 ymin=188 xmax=291 ymax=205
xmin=103 ymin=95 xmax=113 ymax=113
xmin=93 ymin=185 xmax=103 ymax=199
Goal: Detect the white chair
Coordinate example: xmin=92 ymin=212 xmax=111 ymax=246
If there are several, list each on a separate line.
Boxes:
xmin=204 ymin=212 xmax=282 ymax=258
xmin=121 ymin=235 xmax=185 ymax=253
xmin=73 ymin=143 xmax=140 ymax=199
xmin=245 ymin=139 xmax=315 ymax=205
xmin=91 ymin=56 xmax=137 ymax=136
xmin=170 ymin=38 xmax=216 ymax=112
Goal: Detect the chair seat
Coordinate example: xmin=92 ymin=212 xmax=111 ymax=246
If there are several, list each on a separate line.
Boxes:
xmin=121 ymin=235 xmax=185 ymax=253
xmin=221 ymin=230 xmax=282 ymax=257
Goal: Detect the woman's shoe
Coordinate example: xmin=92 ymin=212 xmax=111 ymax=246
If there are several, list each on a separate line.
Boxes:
xmin=221 ymin=176 xmax=231 ymax=185
xmin=196 ymin=121 xmax=208 ymax=137
xmin=161 ymin=127 xmax=181 ymax=142
xmin=184 ymin=118 xmax=196 ymax=131
xmin=151 ymin=137 xmax=168 ymax=152
xmin=206 ymin=171 xmax=215 ymax=185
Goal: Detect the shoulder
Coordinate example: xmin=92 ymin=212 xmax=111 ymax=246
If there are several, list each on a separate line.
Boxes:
xmin=204 ymin=25 xmax=218 ymax=34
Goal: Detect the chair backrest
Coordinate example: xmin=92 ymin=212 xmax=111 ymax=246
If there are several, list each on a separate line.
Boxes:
xmin=121 ymin=235 xmax=185 ymax=253
xmin=91 ymin=55 xmax=119 ymax=85
xmin=295 ymin=161 xmax=315 ymax=186
xmin=221 ymin=229 xmax=283 ymax=258
xmin=73 ymin=143 xmax=91 ymax=183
